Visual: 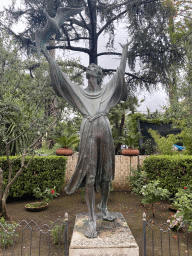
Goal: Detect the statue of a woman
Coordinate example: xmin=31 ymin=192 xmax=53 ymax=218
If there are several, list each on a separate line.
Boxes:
xmin=42 ymin=43 xmax=128 ymax=238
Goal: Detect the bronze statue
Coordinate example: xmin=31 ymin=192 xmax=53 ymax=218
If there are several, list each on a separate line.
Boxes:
xmin=35 ymin=7 xmax=128 ymax=238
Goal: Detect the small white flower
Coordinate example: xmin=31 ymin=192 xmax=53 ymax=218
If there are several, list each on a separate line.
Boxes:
xmin=143 ymin=186 xmax=146 ymax=188
xmin=167 ymin=219 xmax=170 ymax=223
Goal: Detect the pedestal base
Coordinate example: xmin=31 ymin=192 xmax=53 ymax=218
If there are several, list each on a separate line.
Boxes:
xmin=69 ymin=212 xmax=139 ymax=256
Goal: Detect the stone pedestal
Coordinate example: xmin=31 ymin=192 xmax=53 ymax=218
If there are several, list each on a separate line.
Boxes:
xmin=69 ymin=212 xmax=139 ymax=256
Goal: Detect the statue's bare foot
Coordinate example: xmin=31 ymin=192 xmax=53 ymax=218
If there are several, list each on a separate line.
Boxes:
xmin=97 ymin=203 xmax=116 ymax=221
xmin=85 ymin=221 xmax=97 ymax=238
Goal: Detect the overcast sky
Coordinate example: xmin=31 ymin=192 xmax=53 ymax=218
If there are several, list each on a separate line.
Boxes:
xmin=0 ymin=1 xmax=168 ymax=113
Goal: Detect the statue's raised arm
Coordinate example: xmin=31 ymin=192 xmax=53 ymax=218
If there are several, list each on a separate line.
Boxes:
xmin=119 ymin=43 xmax=129 ymax=75
xmin=35 ymin=7 xmax=86 ymax=112
xmin=42 ymin=47 xmax=86 ymax=113
xmin=101 ymin=42 xmax=129 ymax=107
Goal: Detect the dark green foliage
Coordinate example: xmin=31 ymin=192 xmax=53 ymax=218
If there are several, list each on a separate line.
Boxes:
xmin=127 ymin=168 xmax=147 ymax=195
xmin=51 ymin=222 xmax=65 ymax=245
xmin=140 ymin=180 xmax=171 ymax=205
xmin=52 ymin=119 xmax=82 ymax=141
xmin=0 ymin=156 xmax=67 ymax=198
xmin=54 ymin=135 xmax=79 ymax=148
xmin=143 ymin=138 xmax=156 ymax=155
xmin=126 ymin=0 xmax=184 ymax=90
xmin=174 ymin=185 xmax=192 ymax=230
xmin=148 ymin=129 xmax=179 ymax=155
xmin=180 ymin=128 xmax=192 ymax=155
xmin=0 ymin=217 xmax=18 ymax=248
xmin=130 ymin=112 xmax=172 ymax=126
xmin=140 ymin=180 xmax=171 ymax=217
xmin=143 ymin=155 xmax=192 ymax=196
xmin=108 ymin=97 xmax=139 ymax=154
xmin=128 ymin=112 xmax=181 ymax=154
xmin=1 ymin=0 xmax=183 ymax=90
xmin=0 ymin=29 xmax=64 ymax=156
xmin=117 ymin=133 xmax=139 ymax=149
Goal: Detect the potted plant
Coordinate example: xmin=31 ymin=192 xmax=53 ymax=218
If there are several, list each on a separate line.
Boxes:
xmin=118 ymin=133 xmax=140 ymax=155
xmin=55 ymin=134 xmax=79 ymax=156
xmin=25 ymin=187 xmax=59 ymax=212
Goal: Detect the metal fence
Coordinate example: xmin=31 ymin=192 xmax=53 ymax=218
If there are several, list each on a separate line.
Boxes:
xmin=0 ymin=212 xmax=68 ymax=256
xmin=143 ymin=212 xmax=192 ymax=256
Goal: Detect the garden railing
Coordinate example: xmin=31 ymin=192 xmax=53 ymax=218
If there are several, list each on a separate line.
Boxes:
xmin=143 ymin=212 xmax=191 ymax=256
xmin=0 ymin=212 xmax=68 ymax=256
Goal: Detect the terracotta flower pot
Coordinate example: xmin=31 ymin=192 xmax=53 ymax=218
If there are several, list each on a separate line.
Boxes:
xmin=25 ymin=202 xmax=48 ymax=212
xmin=121 ymin=148 xmax=139 ymax=156
xmin=56 ymin=147 xmax=73 ymax=156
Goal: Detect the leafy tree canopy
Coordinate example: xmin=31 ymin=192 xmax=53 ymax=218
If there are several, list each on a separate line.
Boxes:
xmin=0 ymin=0 xmax=184 ymax=91
xmin=163 ymin=0 xmax=192 ymax=126
xmin=0 ymin=28 xmax=83 ymax=155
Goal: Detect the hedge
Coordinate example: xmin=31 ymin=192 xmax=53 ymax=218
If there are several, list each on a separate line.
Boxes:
xmin=0 ymin=156 xmax=67 ymax=197
xmin=143 ymin=155 xmax=192 ymax=196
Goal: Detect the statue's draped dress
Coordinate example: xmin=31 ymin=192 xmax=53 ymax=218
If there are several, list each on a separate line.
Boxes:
xmin=45 ymin=53 xmax=127 ymax=193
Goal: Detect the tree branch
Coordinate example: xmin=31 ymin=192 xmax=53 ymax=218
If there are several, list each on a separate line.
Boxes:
xmin=97 ymin=9 xmax=127 ymax=37
xmin=80 ymin=13 xmax=91 ymax=32
xmin=104 ymin=1 xmax=130 ymax=10
xmin=5 ymin=143 xmax=12 ymax=184
xmin=102 ymin=68 xmax=155 ymax=84
xmin=0 ymin=22 xmax=35 ymax=49
xmin=58 ymin=36 xmax=91 ymax=42
xmin=97 ymin=51 xmax=121 ymax=57
xmin=57 ymin=60 xmax=87 ymax=72
xmin=69 ymin=17 xmax=90 ymax=31
xmin=47 ymin=45 xmax=91 ymax=55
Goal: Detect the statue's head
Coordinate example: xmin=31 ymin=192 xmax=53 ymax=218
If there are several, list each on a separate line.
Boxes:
xmin=86 ymin=63 xmax=103 ymax=85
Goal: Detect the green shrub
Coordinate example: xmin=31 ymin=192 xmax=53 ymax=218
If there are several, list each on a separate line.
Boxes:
xmin=140 ymin=180 xmax=170 ymax=206
xmin=0 ymin=156 xmax=67 ymax=197
xmin=33 ymin=187 xmax=59 ymax=203
xmin=127 ymin=168 xmax=147 ymax=195
xmin=173 ymin=185 xmax=192 ymax=230
xmin=180 ymin=128 xmax=192 ymax=155
xmin=35 ymin=143 xmax=60 ymax=156
xmin=143 ymin=155 xmax=192 ymax=196
xmin=148 ymin=129 xmax=179 ymax=155
xmin=140 ymin=180 xmax=170 ymax=217
xmin=0 ymin=217 xmax=18 ymax=248
xmin=51 ymin=222 xmax=65 ymax=245
xmin=143 ymin=138 xmax=157 ymax=155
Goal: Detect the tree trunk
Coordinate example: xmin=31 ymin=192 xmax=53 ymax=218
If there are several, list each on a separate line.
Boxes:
xmin=0 ymin=168 xmax=3 ymax=213
xmin=88 ymin=0 xmax=98 ymax=64
xmin=1 ymin=165 xmax=25 ymax=220
xmin=119 ymin=113 xmax=125 ymax=135
xmin=168 ymin=15 xmax=178 ymax=106
xmin=115 ymin=113 xmax=125 ymax=154
xmin=2 ymin=194 xmax=9 ymax=220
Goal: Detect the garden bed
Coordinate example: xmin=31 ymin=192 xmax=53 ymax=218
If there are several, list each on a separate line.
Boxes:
xmin=1 ymin=191 xmax=192 ymax=255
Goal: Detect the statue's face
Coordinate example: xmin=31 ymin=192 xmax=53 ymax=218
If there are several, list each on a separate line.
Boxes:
xmin=86 ymin=63 xmax=99 ymax=80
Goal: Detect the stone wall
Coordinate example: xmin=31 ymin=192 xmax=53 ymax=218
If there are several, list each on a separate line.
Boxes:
xmin=65 ymin=154 xmax=148 ymax=191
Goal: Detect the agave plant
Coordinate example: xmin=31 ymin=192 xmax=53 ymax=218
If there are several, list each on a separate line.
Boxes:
xmin=54 ymin=134 xmax=79 ymax=148
xmin=5 ymin=123 xmax=30 ymax=155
